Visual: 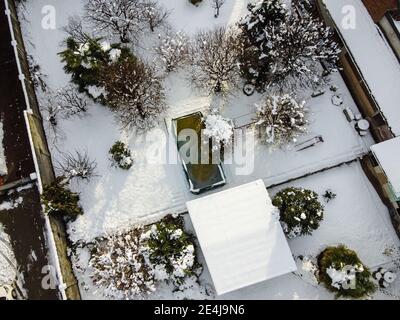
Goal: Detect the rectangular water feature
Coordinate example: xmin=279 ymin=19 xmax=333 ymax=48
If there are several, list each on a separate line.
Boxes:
xmin=173 ymin=112 xmax=226 ymax=194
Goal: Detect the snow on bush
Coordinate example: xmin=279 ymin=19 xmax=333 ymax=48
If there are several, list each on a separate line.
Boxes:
xmin=141 ymin=216 xmax=201 ymax=285
xmin=238 ymin=0 xmax=340 ymax=92
xmin=318 ymin=245 xmax=376 ymax=299
xmin=109 ymin=141 xmax=133 ymax=170
xmin=59 ymin=36 xmax=129 ymax=96
xmin=155 ymin=31 xmax=190 ymax=72
xmin=88 ymin=216 xmax=202 ymax=299
xmin=272 ymin=187 xmax=324 ymax=238
xmin=255 ymin=94 xmax=308 ymax=146
xmin=203 ymin=114 xmax=233 ymax=152
xmin=89 ymin=229 xmax=156 ymax=299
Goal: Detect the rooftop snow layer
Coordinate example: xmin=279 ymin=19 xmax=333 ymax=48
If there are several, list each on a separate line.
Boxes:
xmin=323 ymin=0 xmax=400 ymax=136
xmin=186 ymin=180 xmax=296 ymax=295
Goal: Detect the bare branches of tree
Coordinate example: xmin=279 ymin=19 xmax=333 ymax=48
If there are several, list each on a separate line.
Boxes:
xmin=99 ymin=56 xmax=166 ymax=131
xmin=141 ymin=0 xmax=170 ymax=32
xmin=56 ymin=150 xmax=97 ymax=181
xmin=154 ymin=30 xmax=189 ymax=73
xmin=62 ymin=15 xmax=91 ymax=43
xmin=85 ymin=0 xmax=143 ymax=43
xmin=210 ymin=0 xmax=225 ymax=18
xmin=190 ymin=27 xmax=242 ymax=95
xmin=54 ymin=85 xmax=88 ymax=119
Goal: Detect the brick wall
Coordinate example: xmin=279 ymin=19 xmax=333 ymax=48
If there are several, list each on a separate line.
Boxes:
xmin=362 ymin=0 xmax=398 ymax=22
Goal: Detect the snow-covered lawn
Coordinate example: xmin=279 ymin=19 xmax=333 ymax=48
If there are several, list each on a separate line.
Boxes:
xmin=73 ymin=162 xmax=400 ymax=299
xmin=19 ymin=0 xmax=376 ymax=243
xmin=0 ymin=224 xmax=16 ymax=286
xmin=17 ymin=0 xmax=400 ymax=300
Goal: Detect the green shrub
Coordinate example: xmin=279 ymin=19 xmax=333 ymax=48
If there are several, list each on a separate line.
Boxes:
xmin=109 ymin=141 xmax=133 ymax=170
xmin=59 ymin=36 xmax=131 ymax=95
xmin=141 ymin=216 xmax=200 ymax=284
xmin=41 ymin=176 xmax=83 ymax=218
xmin=272 ymin=187 xmax=324 ymax=238
xmin=318 ymin=245 xmax=376 ymax=299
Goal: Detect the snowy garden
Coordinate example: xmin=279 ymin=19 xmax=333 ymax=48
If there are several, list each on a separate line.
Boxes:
xmin=16 ymin=0 xmax=400 ymax=299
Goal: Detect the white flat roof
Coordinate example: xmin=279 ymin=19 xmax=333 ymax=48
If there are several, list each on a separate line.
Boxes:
xmin=186 ymin=180 xmax=296 ymax=295
xmin=371 ymin=137 xmax=400 ymax=198
xmin=323 ymin=0 xmax=400 ymax=136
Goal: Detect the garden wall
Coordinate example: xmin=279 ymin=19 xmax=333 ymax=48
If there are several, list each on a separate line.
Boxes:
xmin=4 ymin=0 xmax=81 ymax=300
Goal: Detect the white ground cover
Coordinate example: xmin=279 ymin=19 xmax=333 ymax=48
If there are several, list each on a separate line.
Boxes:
xmin=73 ymin=162 xmax=400 ymax=300
xmin=19 ymin=0 xmax=376 ymax=243
xmin=0 ymin=224 xmax=16 ymax=285
xmin=17 ymin=0 xmax=400 ymax=300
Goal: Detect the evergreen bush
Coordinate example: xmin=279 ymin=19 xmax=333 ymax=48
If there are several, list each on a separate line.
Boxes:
xmin=272 ymin=187 xmax=324 ymax=238
xmin=109 ymin=141 xmax=133 ymax=170
xmin=41 ymin=176 xmax=83 ymax=218
xmin=318 ymin=245 xmax=376 ymax=299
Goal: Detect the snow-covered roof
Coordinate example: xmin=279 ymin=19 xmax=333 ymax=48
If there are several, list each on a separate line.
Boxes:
xmin=371 ymin=137 xmax=400 ymax=198
xmin=186 ymin=180 xmax=296 ymax=295
xmin=323 ymin=0 xmax=400 ymax=137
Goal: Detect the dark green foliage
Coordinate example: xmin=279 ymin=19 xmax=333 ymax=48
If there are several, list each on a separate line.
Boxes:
xmin=238 ymin=0 xmax=287 ymax=91
xmin=109 ymin=141 xmax=133 ymax=170
xmin=272 ymin=187 xmax=324 ymax=237
xmin=59 ymin=37 xmax=131 ymax=94
xmin=41 ymin=176 xmax=83 ymax=218
xmin=323 ymin=189 xmax=337 ymax=203
xmin=143 ymin=216 xmax=199 ymax=281
xmin=318 ymin=245 xmax=376 ymax=299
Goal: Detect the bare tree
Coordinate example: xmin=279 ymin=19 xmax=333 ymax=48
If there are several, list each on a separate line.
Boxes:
xmin=85 ymin=0 xmax=143 ymax=43
xmin=190 ymin=27 xmax=242 ymax=94
xmin=40 ymin=94 xmax=65 ymax=146
xmin=154 ymin=30 xmax=189 ymax=72
xmin=54 ymin=85 xmax=88 ymax=119
xmin=56 ymin=150 xmax=97 ymax=181
xmin=141 ymin=0 xmax=170 ymax=32
xmin=99 ymin=56 xmax=166 ymax=131
xmin=210 ymin=0 xmax=225 ymax=18
xmin=62 ymin=15 xmax=91 ymax=43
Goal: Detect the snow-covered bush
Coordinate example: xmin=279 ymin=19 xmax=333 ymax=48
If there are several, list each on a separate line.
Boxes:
xmin=255 ymin=94 xmax=308 ymax=146
xmin=59 ymin=36 xmax=128 ymax=95
xmin=41 ymin=176 xmax=83 ymax=218
xmin=203 ymin=114 xmax=233 ymax=152
xmin=141 ymin=216 xmax=200 ymax=285
xmin=155 ymin=31 xmax=189 ymax=72
xmin=99 ymin=55 xmax=166 ymax=131
xmin=89 ymin=229 xmax=156 ymax=299
xmin=109 ymin=141 xmax=133 ymax=170
xmin=238 ymin=0 xmax=340 ymax=92
xmin=272 ymin=187 xmax=324 ymax=238
xmin=318 ymin=245 xmax=376 ymax=299
xmin=190 ymin=27 xmax=242 ymax=94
